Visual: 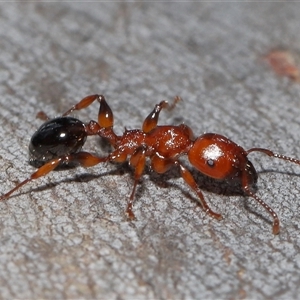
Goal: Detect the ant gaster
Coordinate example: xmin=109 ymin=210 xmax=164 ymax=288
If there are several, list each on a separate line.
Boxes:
xmin=1 ymin=94 xmax=300 ymax=234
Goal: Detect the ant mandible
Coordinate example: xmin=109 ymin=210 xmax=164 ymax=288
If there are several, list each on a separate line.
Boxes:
xmin=1 ymin=94 xmax=300 ymax=235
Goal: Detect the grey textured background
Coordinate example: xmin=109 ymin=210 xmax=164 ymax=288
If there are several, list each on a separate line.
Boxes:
xmin=0 ymin=2 xmax=300 ymax=299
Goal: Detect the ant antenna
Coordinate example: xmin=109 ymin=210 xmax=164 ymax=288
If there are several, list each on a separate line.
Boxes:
xmin=247 ymin=148 xmax=300 ymax=165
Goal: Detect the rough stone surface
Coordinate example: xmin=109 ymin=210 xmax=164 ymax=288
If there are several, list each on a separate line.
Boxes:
xmin=1 ymin=3 xmax=300 ymax=299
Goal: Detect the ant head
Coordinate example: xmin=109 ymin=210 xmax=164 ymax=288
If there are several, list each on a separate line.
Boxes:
xmin=188 ymin=133 xmax=251 ymax=181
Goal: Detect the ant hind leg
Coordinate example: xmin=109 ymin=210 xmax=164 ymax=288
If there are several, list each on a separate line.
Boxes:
xmin=62 ymin=94 xmax=114 ymax=128
xmin=0 ymin=152 xmax=108 ymax=201
xmin=36 ymin=111 xmax=50 ymax=121
xmin=62 ymin=94 xmax=102 ymax=116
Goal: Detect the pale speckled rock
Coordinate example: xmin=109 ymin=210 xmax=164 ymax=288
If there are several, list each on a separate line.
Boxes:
xmin=0 ymin=2 xmax=300 ymax=299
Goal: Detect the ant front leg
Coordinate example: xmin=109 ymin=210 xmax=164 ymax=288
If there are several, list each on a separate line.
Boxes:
xmin=178 ymin=163 xmax=222 ymax=220
xmin=0 ymin=152 xmax=109 ymax=200
xmin=151 ymin=154 xmax=222 ymax=220
xmin=142 ymin=96 xmax=182 ymax=133
xmin=241 ymin=170 xmax=280 ymax=234
xmin=127 ymin=146 xmax=147 ymax=220
xmin=245 ymin=147 xmax=300 ymax=234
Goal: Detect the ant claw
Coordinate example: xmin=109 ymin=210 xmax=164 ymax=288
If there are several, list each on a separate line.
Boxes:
xmin=126 ymin=203 xmax=136 ymax=221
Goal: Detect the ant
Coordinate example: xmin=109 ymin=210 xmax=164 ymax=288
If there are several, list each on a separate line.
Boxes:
xmin=1 ymin=94 xmax=300 ymax=234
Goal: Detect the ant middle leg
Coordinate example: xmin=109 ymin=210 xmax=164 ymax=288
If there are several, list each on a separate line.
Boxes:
xmin=0 ymin=152 xmax=109 ymax=201
xmin=142 ymin=96 xmax=182 ymax=133
xmin=127 ymin=146 xmax=147 ymax=220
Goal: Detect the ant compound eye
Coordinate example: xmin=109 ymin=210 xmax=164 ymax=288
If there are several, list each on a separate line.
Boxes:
xmin=207 ymin=159 xmax=215 ymax=167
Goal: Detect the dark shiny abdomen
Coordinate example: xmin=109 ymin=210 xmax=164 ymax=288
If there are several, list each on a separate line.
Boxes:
xmin=29 ymin=117 xmax=86 ymax=167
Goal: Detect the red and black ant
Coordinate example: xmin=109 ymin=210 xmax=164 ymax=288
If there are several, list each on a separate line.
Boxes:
xmin=1 ymin=94 xmax=300 ymax=234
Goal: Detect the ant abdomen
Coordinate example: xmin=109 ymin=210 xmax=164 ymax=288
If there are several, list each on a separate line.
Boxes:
xmin=29 ymin=117 xmax=87 ymax=167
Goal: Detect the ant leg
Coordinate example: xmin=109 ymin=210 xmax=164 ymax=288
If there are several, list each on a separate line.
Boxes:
xmin=176 ymin=161 xmax=222 ymax=220
xmin=142 ymin=96 xmax=182 ymax=133
xmin=97 ymin=95 xmax=114 ymax=128
xmin=36 ymin=111 xmax=50 ymax=121
xmin=0 ymin=152 xmax=108 ymax=201
xmin=62 ymin=94 xmax=114 ymax=128
xmin=247 ymin=147 xmax=300 ymax=165
xmin=151 ymin=155 xmax=222 ymax=219
xmin=127 ymin=146 xmax=147 ymax=220
xmin=63 ymin=94 xmax=114 ymax=128
xmin=142 ymin=101 xmax=168 ymax=133
xmin=63 ymin=95 xmax=118 ymax=145
xmin=87 ymin=96 xmax=118 ymax=144
xmin=62 ymin=94 xmax=102 ymax=116
xmin=241 ymin=170 xmax=280 ymax=234
xmin=151 ymin=154 xmax=174 ymax=174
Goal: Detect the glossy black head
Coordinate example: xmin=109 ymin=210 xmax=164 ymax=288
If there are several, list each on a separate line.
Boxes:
xmin=29 ymin=117 xmax=87 ymax=167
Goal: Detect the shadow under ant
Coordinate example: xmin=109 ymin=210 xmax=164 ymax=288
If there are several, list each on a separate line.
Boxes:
xmin=4 ymin=155 xmax=300 ymax=232
xmin=8 ymin=161 xmax=129 ymax=199
xmin=146 ymin=164 xmax=300 ymax=224
xmin=26 ymin=160 xmax=300 ymax=201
